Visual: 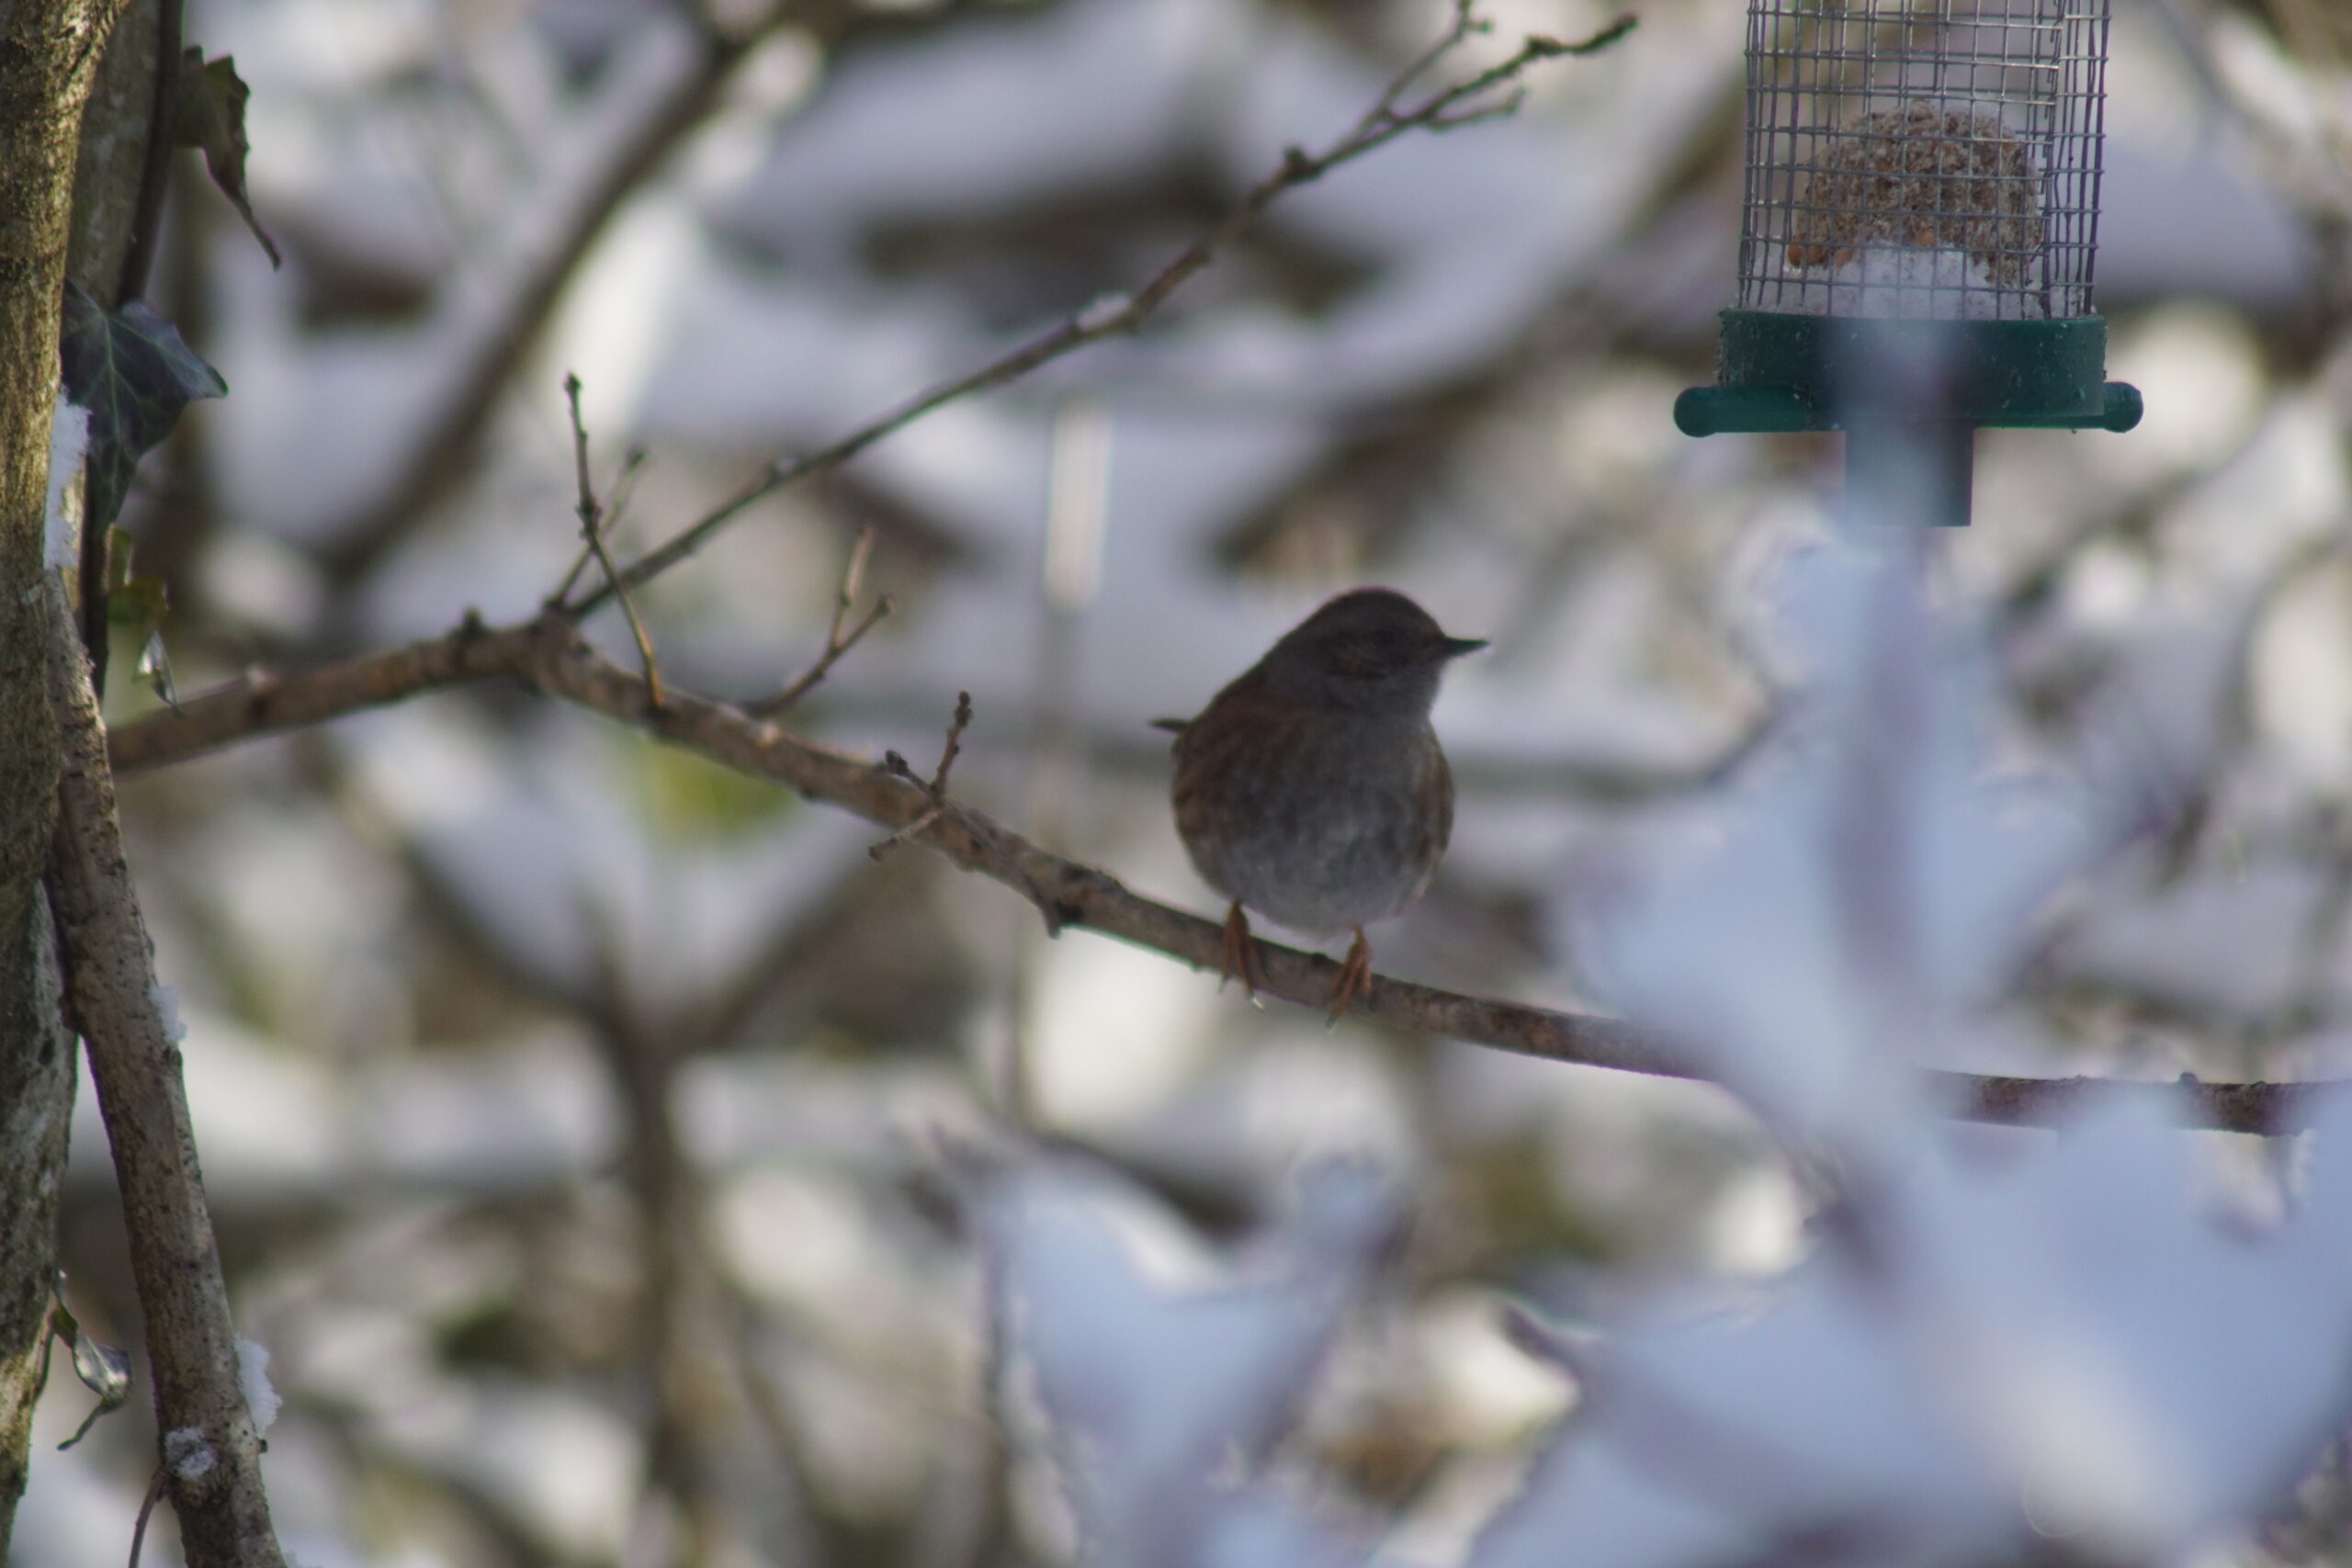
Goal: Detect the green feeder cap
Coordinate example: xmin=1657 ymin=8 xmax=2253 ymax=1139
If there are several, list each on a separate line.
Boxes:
xmin=1675 ymin=311 xmax=2143 ymax=436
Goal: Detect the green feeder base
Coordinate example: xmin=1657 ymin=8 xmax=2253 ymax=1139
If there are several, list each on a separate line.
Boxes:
xmin=1673 ymin=310 xmax=2143 ymax=528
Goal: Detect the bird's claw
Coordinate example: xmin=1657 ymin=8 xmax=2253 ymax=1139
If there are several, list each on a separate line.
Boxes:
xmin=1219 ymin=901 xmax=1261 ymax=1001
xmin=1326 ymin=928 xmax=1373 ymax=1025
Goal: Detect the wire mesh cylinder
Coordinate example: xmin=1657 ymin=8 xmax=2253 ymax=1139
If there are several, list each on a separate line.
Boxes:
xmin=1737 ymin=0 xmax=2109 ymax=321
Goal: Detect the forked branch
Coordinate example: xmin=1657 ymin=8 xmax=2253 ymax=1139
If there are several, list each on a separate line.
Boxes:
xmin=756 ymin=526 xmax=894 ymax=717
xmin=869 ymin=689 xmax=974 ymax=861
xmin=559 ymin=373 xmax=665 ymax=707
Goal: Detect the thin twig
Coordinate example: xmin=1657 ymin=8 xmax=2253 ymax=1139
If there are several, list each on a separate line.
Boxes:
xmin=560 ymin=373 xmax=666 ymax=708
xmin=870 ymin=690 xmax=974 ymax=860
xmin=113 ymin=0 xmax=184 ymax=307
xmin=128 ymin=1462 xmax=167 ymax=1568
xmin=549 ymin=446 xmax=648 ymax=606
xmin=578 ymin=7 xmax=1639 ymax=612
xmin=754 ymin=525 xmax=896 ymax=716
xmin=926 ymin=690 xmax=971 ymax=795
xmin=1356 ymin=0 xmax=1492 ymax=136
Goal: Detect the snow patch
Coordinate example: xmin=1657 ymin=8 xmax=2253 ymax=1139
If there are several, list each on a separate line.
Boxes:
xmin=164 ymin=1426 xmax=217 ymax=1481
xmin=236 ymin=1337 xmax=281 ymax=1433
xmin=151 ymin=983 xmax=187 ymax=1046
xmin=1074 ymin=291 xmax=1131 ymax=333
xmin=45 ymin=395 xmax=87 ymax=571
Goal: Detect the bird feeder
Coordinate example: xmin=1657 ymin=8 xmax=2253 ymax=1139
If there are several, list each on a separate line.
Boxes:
xmin=1674 ymin=0 xmax=2141 ymax=527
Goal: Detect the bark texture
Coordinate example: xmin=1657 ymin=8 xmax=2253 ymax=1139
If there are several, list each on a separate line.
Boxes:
xmin=46 ymin=573 xmax=285 ymax=1568
xmin=65 ymin=0 xmax=156 ymax=299
xmin=0 ymin=886 xmax=74 ymax=1553
xmin=0 ymin=0 xmax=128 ymax=1551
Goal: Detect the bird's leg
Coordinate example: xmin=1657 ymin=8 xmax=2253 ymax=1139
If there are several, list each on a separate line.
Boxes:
xmin=1327 ymin=927 xmax=1374 ymax=1023
xmin=1220 ymin=901 xmax=1261 ymax=1000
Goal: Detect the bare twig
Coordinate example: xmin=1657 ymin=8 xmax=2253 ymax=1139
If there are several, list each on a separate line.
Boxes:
xmin=43 ymin=574 xmax=284 ymax=1568
xmin=755 ymin=525 xmax=895 ymax=716
xmin=578 ymin=6 xmax=1641 ymax=612
xmin=927 ymin=691 xmax=972 ymax=794
xmin=102 ymin=618 xmax=2347 ymax=1136
xmin=110 ymin=0 xmax=181 ymax=306
xmin=870 ymin=689 xmax=974 ymax=860
xmin=1359 ymin=0 xmax=1495 ymax=134
xmin=558 ymin=373 xmax=664 ymax=707
xmin=128 ymin=1461 xmax=167 ymax=1568
xmin=548 ymin=445 xmax=648 ymax=606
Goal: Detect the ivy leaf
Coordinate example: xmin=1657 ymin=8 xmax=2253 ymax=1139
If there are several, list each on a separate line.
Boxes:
xmin=175 ymin=48 xmax=280 ymax=268
xmin=59 ymin=279 xmax=227 ymax=534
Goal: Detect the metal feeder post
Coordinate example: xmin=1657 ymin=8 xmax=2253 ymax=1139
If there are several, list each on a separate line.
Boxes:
xmin=1674 ymin=0 xmax=2142 ymax=527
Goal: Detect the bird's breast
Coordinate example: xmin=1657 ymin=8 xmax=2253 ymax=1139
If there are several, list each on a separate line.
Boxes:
xmin=1171 ymin=700 xmax=1451 ymax=937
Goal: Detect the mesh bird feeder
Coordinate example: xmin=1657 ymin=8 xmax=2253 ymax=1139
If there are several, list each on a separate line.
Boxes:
xmin=1674 ymin=0 xmax=2141 ymax=527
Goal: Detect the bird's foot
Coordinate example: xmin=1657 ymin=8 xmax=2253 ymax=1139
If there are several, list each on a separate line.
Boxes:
xmin=1326 ymin=928 xmax=1373 ymax=1025
xmin=1220 ymin=901 xmax=1261 ymax=1002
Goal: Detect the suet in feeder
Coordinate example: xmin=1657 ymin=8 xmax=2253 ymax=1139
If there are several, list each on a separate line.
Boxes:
xmin=1674 ymin=0 xmax=2142 ymax=527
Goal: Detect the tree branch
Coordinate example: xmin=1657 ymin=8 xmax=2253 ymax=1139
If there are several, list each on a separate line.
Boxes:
xmin=106 ymin=613 xmax=2345 ymax=1137
xmin=44 ymin=575 xmax=283 ymax=1568
xmin=577 ymin=8 xmax=1641 ymax=612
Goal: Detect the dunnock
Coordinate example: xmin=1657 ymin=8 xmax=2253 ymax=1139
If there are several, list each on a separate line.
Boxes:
xmin=1165 ymin=588 xmax=1485 ymax=1021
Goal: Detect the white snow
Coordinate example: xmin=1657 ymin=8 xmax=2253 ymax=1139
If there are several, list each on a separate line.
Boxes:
xmin=235 ymin=1338 xmax=281 ymax=1433
xmin=149 ymin=982 xmax=187 ymax=1047
xmin=164 ymin=1426 xmax=218 ymax=1481
xmin=45 ymin=394 xmax=86 ymax=571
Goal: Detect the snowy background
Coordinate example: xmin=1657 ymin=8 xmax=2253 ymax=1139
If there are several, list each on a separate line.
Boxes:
xmin=21 ymin=0 xmax=2352 ymax=1565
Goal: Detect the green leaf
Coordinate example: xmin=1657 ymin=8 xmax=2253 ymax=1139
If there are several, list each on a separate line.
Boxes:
xmin=107 ymin=576 xmax=170 ymax=627
xmin=59 ymin=279 xmax=227 ymax=533
xmin=176 ymin=48 xmax=280 ymax=268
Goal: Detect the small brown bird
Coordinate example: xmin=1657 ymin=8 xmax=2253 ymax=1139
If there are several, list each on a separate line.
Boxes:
xmin=1165 ymin=588 xmax=1485 ymax=1021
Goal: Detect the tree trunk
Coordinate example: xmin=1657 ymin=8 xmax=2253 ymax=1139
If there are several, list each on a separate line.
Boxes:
xmin=0 ymin=0 xmax=137 ymax=1551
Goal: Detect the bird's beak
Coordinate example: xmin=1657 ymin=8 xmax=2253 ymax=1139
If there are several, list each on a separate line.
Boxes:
xmin=1440 ymin=637 xmax=1488 ymax=659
